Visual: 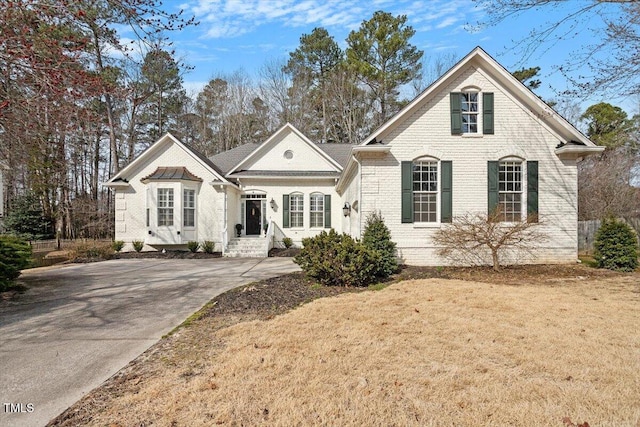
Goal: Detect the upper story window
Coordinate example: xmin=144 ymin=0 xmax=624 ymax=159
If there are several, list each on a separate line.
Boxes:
xmin=450 ymin=92 xmax=494 ymax=135
xmin=157 ymin=188 xmax=174 ymax=226
xmin=183 ymin=189 xmax=195 ymax=227
xmin=310 ymin=193 xmax=324 ymax=228
xmin=290 ymin=193 xmax=304 ymax=228
xmin=461 ymin=92 xmax=479 ymax=134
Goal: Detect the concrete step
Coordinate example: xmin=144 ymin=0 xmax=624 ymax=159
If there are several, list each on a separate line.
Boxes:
xmin=224 ymin=238 xmax=267 ymax=258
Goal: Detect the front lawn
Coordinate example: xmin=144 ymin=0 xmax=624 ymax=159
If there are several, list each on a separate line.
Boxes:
xmin=50 ymin=265 xmax=640 ymax=427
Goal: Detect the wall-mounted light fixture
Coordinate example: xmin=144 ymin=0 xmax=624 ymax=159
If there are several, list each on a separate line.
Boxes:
xmin=342 ymin=202 xmax=351 ymax=217
xmin=270 ymin=198 xmax=276 ymax=210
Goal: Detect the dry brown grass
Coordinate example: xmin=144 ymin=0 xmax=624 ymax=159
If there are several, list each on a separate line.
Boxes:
xmin=72 ymin=272 xmax=640 ymax=427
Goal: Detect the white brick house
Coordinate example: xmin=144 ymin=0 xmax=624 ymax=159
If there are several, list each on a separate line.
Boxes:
xmin=106 ymin=47 xmax=602 ymax=264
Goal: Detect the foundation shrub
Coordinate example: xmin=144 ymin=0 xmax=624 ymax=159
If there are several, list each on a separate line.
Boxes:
xmin=294 ymin=229 xmax=381 ymax=287
xmin=202 ymin=241 xmax=215 ymax=254
xmin=187 ymin=241 xmax=200 ymax=253
xmin=362 ymin=211 xmax=398 ymax=277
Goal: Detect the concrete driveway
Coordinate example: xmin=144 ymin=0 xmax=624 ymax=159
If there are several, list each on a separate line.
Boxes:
xmin=0 ymin=257 xmax=300 ymax=427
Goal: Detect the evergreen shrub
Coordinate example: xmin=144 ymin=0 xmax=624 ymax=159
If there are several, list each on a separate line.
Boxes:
xmin=362 ymin=211 xmax=398 ymax=277
xmin=0 ymin=235 xmax=32 ymax=291
xmin=294 ymin=229 xmax=381 ymax=287
xmin=594 ymin=218 xmax=638 ymax=272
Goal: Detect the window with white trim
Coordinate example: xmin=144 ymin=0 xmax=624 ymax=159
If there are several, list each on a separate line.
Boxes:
xmin=157 ymin=188 xmax=174 ymax=226
xmin=183 ymin=189 xmax=195 ymax=227
xmin=290 ymin=193 xmax=303 ymax=228
xmin=461 ymin=92 xmax=478 ymax=133
xmin=413 ymin=160 xmax=438 ymax=222
xmin=310 ymin=193 xmax=324 ymax=228
xmin=499 ymin=161 xmax=522 ymax=221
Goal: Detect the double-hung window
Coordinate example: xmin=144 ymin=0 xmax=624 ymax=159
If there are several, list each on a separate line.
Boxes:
xmin=450 ymin=92 xmax=494 ymax=135
xmin=401 ymin=159 xmax=452 ymax=224
xmin=290 ymin=194 xmax=304 ymax=228
xmin=461 ymin=92 xmax=479 ymax=134
xmin=488 ymin=160 xmax=538 ymax=223
xmin=413 ymin=161 xmax=438 ymax=223
xmin=498 ymin=161 xmax=522 ymax=222
xmin=157 ymin=188 xmax=174 ymax=226
xmin=310 ymin=193 xmax=324 ymax=228
xmin=183 ymin=189 xmax=195 ymax=227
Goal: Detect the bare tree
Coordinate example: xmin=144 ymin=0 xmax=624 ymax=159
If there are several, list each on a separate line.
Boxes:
xmin=578 ymin=148 xmax=639 ymax=220
xmin=432 ymin=210 xmax=547 ymax=271
xmin=474 ymin=0 xmax=640 ymax=97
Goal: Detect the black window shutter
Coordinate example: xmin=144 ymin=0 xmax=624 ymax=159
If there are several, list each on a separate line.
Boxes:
xmin=483 ymin=92 xmax=494 ymax=135
xmin=488 ymin=161 xmax=499 ymax=216
xmin=527 ymin=161 xmax=539 ymax=222
xmin=283 ymin=194 xmax=290 ymax=228
xmin=324 ymin=195 xmax=331 ymax=228
xmin=450 ymin=93 xmax=462 ymax=135
xmin=401 ymin=161 xmax=413 ymax=223
xmin=440 ymin=161 xmax=452 ymax=223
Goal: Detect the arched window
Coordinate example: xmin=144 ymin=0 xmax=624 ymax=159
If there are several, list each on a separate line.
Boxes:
xmin=412 ymin=159 xmax=438 ymax=223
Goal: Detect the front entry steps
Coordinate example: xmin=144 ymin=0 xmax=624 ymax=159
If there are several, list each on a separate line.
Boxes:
xmin=225 ymin=237 xmax=266 ymax=258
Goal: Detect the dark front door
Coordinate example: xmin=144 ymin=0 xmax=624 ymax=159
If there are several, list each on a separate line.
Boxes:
xmin=246 ymin=200 xmax=262 ymax=235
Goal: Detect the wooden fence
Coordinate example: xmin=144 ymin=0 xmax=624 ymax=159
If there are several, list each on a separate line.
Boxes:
xmin=578 ymin=218 xmax=640 ymax=254
xmin=28 ymin=239 xmax=111 ymax=252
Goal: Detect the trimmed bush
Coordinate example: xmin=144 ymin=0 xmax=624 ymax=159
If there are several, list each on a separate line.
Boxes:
xmin=294 ymin=229 xmax=381 ymax=287
xmin=112 ymin=240 xmax=125 ymax=252
xmin=187 ymin=241 xmax=200 ymax=253
xmin=594 ymin=218 xmax=638 ymax=272
xmin=202 ymin=240 xmax=215 ymax=254
xmin=282 ymin=237 xmax=293 ymax=249
xmin=132 ymin=240 xmax=144 ymax=252
xmin=0 ymin=235 xmax=32 ymax=291
xmin=362 ymin=211 xmax=398 ymax=277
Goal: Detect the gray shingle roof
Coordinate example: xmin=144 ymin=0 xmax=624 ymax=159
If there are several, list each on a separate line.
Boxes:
xmin=209 ymin=143 xmax=259 ymax=175
xmin=209 ymin=142 xmax=353 ymax=175
xmin=315 ymin=143 xmax=353 ymax=168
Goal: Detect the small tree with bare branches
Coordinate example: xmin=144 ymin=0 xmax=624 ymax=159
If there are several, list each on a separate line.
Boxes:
xmin=432 ymin=210 xmax=547 ymax=271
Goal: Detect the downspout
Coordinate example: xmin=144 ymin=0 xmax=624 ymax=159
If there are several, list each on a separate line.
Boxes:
xmin=352 ymin=154 xmax=363 ymax=238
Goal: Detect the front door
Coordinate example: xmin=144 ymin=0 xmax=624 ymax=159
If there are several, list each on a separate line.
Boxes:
xmin=245 ymin=200 xmax=262 ymax=235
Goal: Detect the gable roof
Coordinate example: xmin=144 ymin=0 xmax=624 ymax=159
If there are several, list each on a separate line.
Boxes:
xmin=360 ymin=46 xmax=601 ymax=153
xmin=105 ymin=133 xmax=228 ymax=187
xmin=226 ymin=123 xmax=344 ymax=175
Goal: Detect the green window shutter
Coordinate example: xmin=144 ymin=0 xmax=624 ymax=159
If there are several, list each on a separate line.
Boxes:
xmin=488 ymin=161 xmax=499 ymax=216
xmin=401 ymin=161 xmax=413 ymax=223
xmin=324 ymin=195 xmax=331 ymax=228
xmin=483 ymin=92 xmax=494 ymax=135
xmin=283 ymin=194 xmax=290 ymax=228
xmin=450 ymin=93 xmax=462 ymax=135
xmin=527 ymin=161 xmax=539 ymax=222
xmin=440 ymin=161 xmax=452 ymax=223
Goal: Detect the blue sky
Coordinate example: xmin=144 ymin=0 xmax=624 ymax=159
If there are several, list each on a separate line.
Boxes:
xmin=145 ymin=0 xmax=633 ymax=114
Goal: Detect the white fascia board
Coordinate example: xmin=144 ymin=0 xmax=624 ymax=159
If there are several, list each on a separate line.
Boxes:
xmin=105 ymin=133 xmax=228 ymax=185
xmin=555 ymin=144 xmax=604 ymax=160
